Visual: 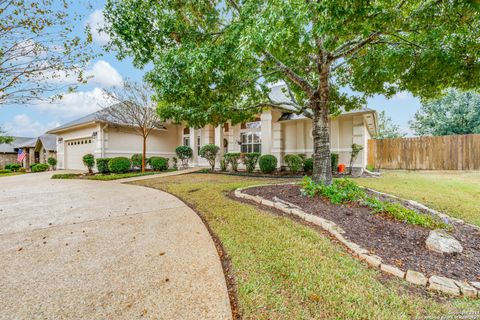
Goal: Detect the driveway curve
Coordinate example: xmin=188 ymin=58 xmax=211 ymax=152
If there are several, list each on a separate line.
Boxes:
xmin=0 ymin=172 xmax=231 ymax=320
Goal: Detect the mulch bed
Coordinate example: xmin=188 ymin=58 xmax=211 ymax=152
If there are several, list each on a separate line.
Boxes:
xmin=243 ymin=184 xmax=480 ymax=283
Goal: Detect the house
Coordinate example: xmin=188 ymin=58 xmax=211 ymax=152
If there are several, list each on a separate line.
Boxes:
xmin=17 ymin=134 xmax=57 ymax=169
xmin=0 ymin=137 xmax=34 ymax=168
xmin=48 ymin=84 xmax=377 ymax=172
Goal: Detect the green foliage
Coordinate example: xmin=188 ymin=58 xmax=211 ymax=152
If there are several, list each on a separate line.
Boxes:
xmin=349 ymin=144 xmax=363 ymax=174
xmin=96 ymin=158 xmax=111 ymax=174
xmin=366 ymin=164 xmax=375 ymax=172
xmin=47 ymin=157 xmax=57 ymax=168
xmin=131 ymin=154 xmax=143 ymax=169
xmin=51 ymin=173 xmax=81 ymax=179
xmin=0 ymin=169 xmax=12 ymax=174
xmin=331 ymin=153 xmax=339 ymax=173
xmin=149 ymin=157 xmax=169 ymax=171
xmin=171 ymin=157 xmax=178 ymax=170
xmin=199 ymin=144 xmax=220 ymax=171
xmin=303 ymin=158 xmax=313 ymax=173
xmin=82 ymin=154 xmax=95 ymax=173
xmin=31 ymin=163 xmax=49 ymax=173
xmin=0 ymin=128 xmax=13 ymax=144
xmin=410 ymin=89 xmax=480 ymax=136
xmin=224 ymin=152 xmax=241 ymax=172
xmin=175 ymin=146 xmax=192 ymax=169
xmin=376 ymin=111 xmax=406 ymax=139
xmin=5 ymin=163 xmax=21 ymax=172
xmin=243 ymin=152 xmax=261 ymax=173
xmin=220 ymin=157 xmax=227 ymax=172
xmin=108 ymin=157 xmax=131 ymax=174
xmin=259 ymin=155 xmax=277 ymax=174
xmin=284 ymin=154 xmax=303 ymax=174
xmin=301 ymin=177 xmax=447 ymax=229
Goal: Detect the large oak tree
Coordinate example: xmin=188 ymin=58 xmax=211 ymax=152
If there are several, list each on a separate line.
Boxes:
xmin=104 ymin=0 xmax=479 ymax=184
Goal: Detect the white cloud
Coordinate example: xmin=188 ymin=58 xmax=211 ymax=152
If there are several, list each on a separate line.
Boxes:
xmin=86 ymin=60 xmax=123 ymax=87
xmin=391 ymin=91 xmax=412 ymax=100
xmin=86 ymin=10 xmax=110 ymax=46
xmin=34 ymin=87 xmax=115 ymax=120
xmin=3 ymin=114 xmax=60 ymax=137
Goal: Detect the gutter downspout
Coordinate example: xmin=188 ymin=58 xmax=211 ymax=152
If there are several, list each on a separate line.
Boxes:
xmin=100 ymin=123 xmax=108 ymax=158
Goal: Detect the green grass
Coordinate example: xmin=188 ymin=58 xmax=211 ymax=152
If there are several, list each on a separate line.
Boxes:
xmin=85 ymin=170 xmax=175 ymax=181
xmin=357 ymin=170 xmax=480 ymax=226
xmin=0 ymin=171 xmax=25 ymax=177
xmin=51 ymin=173 xmax=81 ymax=179
xmin=134 ymin=173 xmax=479 ymax=319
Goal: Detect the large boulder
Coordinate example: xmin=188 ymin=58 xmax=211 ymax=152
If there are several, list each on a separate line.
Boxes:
xmin=425 ymin=230 xmax=463 ymax=254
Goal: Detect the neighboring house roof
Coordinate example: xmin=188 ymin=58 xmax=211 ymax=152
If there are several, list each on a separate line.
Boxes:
xmin=0 ymin=137 xmax=35 ymax=153
xmin=38 ymin=134 xmax=57 ymax=151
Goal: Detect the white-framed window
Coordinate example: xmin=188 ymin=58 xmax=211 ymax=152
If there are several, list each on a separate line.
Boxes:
xmin=183 ymin=127 xmax=190 ymax=146
xmin=183 ymin=136 xmax=190 ymax=146
xmin=240 ymin=132 xmax=261 ymax=153
xmin=197 ymin=135 xmax=201 ymax=154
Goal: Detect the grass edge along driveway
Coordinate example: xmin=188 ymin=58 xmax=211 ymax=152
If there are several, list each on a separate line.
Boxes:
xmin=133 ymin=173 xmax=479 ymax=320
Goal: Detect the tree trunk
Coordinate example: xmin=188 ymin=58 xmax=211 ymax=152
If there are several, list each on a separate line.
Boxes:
xmin=142 ymin=135 xmax=147 ymax=173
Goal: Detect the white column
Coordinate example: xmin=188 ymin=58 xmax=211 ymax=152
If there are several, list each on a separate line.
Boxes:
xmin=260 ymin=110 xmax=272 ymax=155
xmin=215 ymin=124 xmax=224 ymax=168
xmin=189 ymin=128 xmax=198 ymax=166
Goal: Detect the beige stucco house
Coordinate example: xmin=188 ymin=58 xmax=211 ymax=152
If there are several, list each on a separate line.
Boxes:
xmin=48 ymin=85 xmax=377 ymax=171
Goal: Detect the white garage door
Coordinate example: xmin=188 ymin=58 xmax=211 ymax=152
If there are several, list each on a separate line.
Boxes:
xmin=65 ymin=138 xmax=95 ymax=170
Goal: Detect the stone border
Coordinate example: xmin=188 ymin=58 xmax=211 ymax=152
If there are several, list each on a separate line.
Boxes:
xmin=234 ymin=185 xmax=478 ymax=299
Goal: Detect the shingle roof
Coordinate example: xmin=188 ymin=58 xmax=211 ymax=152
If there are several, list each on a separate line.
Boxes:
xmin=38 ymin=134 xmax=57 ymax=151
xmin=0 ymin=137 xmax=35 ymax=153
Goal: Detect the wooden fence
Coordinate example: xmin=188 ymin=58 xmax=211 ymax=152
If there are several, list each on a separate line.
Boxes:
xmin=368 ymin=134 xmax=480 ymax=170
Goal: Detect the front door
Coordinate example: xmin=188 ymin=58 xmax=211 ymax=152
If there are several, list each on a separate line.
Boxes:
xmin=34 ymin=151 xmax=40 ymax=164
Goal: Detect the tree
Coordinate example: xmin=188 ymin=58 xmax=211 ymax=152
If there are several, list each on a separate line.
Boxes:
xmin=410 ymin=90 xmax=480 ymax=136
xmin=199 ymin=144 xmax=220 ymax=171
xmin=100 ymin=81 xmax=164 ymax=173
xmin=0 ymin=127 xmax=13 ymax=144
xmin=1 ymin=0 xmax=93 ymax=105
xmin=104 ymin=0 xmax=480 ymax=184
xmin=376 ymin=111 xmax=406 ymax=139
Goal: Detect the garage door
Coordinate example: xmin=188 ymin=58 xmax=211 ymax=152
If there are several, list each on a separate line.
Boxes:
xmin=65 ymin=138 xmax=95 ymax=170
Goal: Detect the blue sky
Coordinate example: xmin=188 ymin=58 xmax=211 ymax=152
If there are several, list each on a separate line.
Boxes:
xmin=0 ymin=1 xmax=421 ymax=138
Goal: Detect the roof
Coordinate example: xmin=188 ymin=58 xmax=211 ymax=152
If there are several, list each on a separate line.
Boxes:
xmin=38 ymin=134 xmax=57 ymax=151
xmin=0 ymin=137 xmax=35 ymax=153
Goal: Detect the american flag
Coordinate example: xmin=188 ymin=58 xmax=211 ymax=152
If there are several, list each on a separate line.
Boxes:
xmin=17 ymin=148 xmax=26 ymax=162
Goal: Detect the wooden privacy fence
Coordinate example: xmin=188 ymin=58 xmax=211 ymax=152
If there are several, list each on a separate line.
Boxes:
xmin=368 ymin=134 xmax=480 ymax=170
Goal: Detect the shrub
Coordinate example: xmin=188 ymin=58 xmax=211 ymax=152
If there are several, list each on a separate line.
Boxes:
xmin=176 ymin=146 xmax=193 ymax=169
xmin=331 ymin=153 xmax=339 ymax=173
xmin=131 ymin=154 xmax=143 ymax=169
xmin=47 ymin=157 xmax=57 ymax=170
xmin=31 ymin=163 xmax=49 ymax=172
xmin=303 ymin=157 xmax=313 ymax=173
xmin=108 ymin=157 xmax=131 ymax=174
xmin=172 ymin=157 xmax=178 ymax=170
xmin=242 ymin=152 xmax=260 ymax=173
xmin=259 ymin=154 xmax=277 ymax=174
xmin=96 ymin=158 xmax=110 ymax=174
xmin=149 ymin=157 xmax=169 ymax=171
xmin=0 ymin=169 xmax=12 ymax=174
xmin=83 ymin=154 xmax=95 ymax=174
xmin=18 ymin=167 xmax=26 ymax=173
xmin=224 ymin=152 xmax=241 ymax=172
xmin=5 ymin=163 xmax=21 ymax=172
xmin=199 ymin=144 xmax=220 ymax=171
xmin=349 ymin=143 xmax=364 ymax=174
xmin=220 ymin=157 xmax=227 ymax=171
xmin=284 ymin=154 xmax=303 ymax=174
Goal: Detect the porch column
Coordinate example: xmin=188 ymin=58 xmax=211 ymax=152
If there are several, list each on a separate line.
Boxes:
xmin=260 ymin=110 xmax=272 ymax=155
xmin=189 ymin=128 xmax=198 ymax=166
xmin=214 ymin=124 xmax=224 ymax=169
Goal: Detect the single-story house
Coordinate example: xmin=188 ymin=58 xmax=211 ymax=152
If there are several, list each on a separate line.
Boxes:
xmin=48 ymin=84 xmax=377 ymax=172
xmin=0 ymin=137 xmax=34 ymax=168
xmin=17 ymin=134 xmax=57 ymax=169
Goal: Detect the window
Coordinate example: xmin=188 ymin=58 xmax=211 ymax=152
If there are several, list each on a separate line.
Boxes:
xmin=183 ymin=127 xmax=190 ymax=135
xmin=241 ymin=118 xmax=261 ymax=129
xmin=240 ymin=132 xmax=261 ymax=153
xmin=223 ymin=123 xmax=229 ymax=132
xmin=197 ymin=135 xmax=201 ymax=154
xmin=183 ymin=136 xmax=190 ymax=146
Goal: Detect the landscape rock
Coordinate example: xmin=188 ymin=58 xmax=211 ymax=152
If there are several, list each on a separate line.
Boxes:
xmin=428 ymin=275 xmax=460 ymax=296
xmin=425 ymin=229 xmax=463 ymax=254
xmin=454 ymin=281 xmax=477 ymax=298
xmin=359 ymin=254 xmax=382 ymax=268
xmin=405 ymin=270 xmax=428 ymax=286
xmin=380 ymin=264 xmax=405 ymax=279
xmin=261 ymin=199 xmax=274 ymax=207
xmin=290 ymin=209 xmax=306 ymax=220
xmin=470 ymin=282 xmax=480 ymax=290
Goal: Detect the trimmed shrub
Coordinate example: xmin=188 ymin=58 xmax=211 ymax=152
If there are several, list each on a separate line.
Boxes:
xmin=349 ymin=144 xmax=364 ymax=174
xmin=31 ymin=163 xmax=49 ymax=172
xmin=96 ymin=158 xmax=110 ymax=174
xmin=284 ymin=154 xmax=303 ymax=174
xmin=199 ymin=144 xmax=220 ymax=171
xmin=220 ymin=157 xmax=227 ymax=171
xmin=108 ymin=157 xmax=131 ymax=174
xmin=172 ymin=157 xmax=178 ymax=170
xmin=83 ymin=154 xmax=95 ymax=173
xmin=259 ymin=154 xmax=277 ymax=174
xmin=47 ymin=157 xmax=57 ymax=170
xmin=0 ymin=169 xmax=12 ymax=174
xmin=5 ymin=163 xmax=21 ymax=171
xmin=176 ymin=146 xmax=193 ymax=169
xmin=131 ymin=154 xmax=142 ymax=169
xmin=331 ymin=153 xmax=339 ymax=173
xmin=149 ymin=157 xmax=169 ymax=171
xmin=303 ymin=157 xmax=313 ymax=173
xmin=242 ymin=152 xmax=260 ymax=173
xmin=224 ymin=152 xmax=241 ymax=172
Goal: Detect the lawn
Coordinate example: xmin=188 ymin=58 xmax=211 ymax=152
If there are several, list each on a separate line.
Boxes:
xmin=0 ymin=172 xmax=25 ymax=177
xmin=51 ymin=170 xmax=176 ymax=181
xmin=357 ymin=170 xmax=480 ymax=227
xmin=134 ymin=173 xmax=478 ymax=320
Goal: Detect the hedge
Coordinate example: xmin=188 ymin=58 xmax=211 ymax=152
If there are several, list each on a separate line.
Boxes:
xmin=96 ymin=158 xmax=110 ymax=174
xmin=108 ymin=157 xmax=131 ymax=174
xmin=259 ymin=154 xmax=277 ymax=174
xmin=149 ymin=157 xmax=169 ymax=171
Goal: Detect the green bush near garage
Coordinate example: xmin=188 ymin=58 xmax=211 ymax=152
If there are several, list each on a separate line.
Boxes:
xmin=149 ymin=157 xmax=169 ymax=171
xmin=96 ymin=158 xmax=111 ymax=174
xmin=108 ymin=157 xmax=131 ymax=174
xmin=83 ymin=154 xmax=95 ymax=174
xmin=31 ymin=163 xmax=49 ymax=172
xmin=131 ymin=154 xmax=143 ymax=169
xmin=259 ymin=154 xmax=277 ymax=174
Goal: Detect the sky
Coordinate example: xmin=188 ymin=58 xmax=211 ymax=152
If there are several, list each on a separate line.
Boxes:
xmin=0 ymin=1 xmax=422 ymax=138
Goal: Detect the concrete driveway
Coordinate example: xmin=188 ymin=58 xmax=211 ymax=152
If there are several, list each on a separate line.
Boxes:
xmin=0 ymin=172 xmax=231 ymax=320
